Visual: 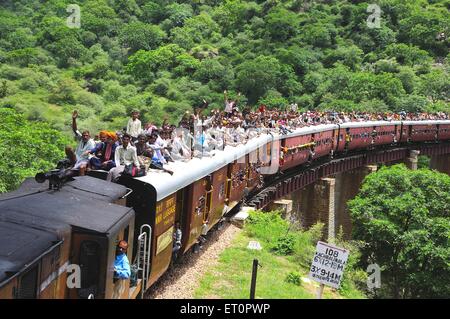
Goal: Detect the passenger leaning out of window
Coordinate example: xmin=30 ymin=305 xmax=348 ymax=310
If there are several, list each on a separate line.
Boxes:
xmin=114 ymin=240 xmax=131 ymax=280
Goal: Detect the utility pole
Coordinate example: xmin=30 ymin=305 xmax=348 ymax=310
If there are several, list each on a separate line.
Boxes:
xmin=250 ymin=259 xmax=259 ymax=299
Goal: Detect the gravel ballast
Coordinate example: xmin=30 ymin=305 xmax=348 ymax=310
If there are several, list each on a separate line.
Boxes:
xmin=147 ymin=222 xmax=242 ymax=299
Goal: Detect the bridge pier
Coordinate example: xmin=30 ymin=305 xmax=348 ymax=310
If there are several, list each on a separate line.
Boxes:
xmin=317 ymin=178 xmax=336 ymax=241
xmin=405 ymin=150 xmax=420 ymax=170
xmin=334 ymin=165 xmax=378 ymax=239
xmin=291 ymin=177 xmax=336 ymax=241
xmin=429 ymin=154 xmax=450 ymax=175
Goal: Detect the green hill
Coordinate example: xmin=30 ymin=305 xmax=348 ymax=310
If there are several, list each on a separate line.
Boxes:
xmin=0 ymin=0 xmax=449 ymax=136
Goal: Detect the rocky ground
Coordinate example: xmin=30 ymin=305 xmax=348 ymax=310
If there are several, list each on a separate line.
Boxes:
xmin=146 ymin=222 xmax=242 ymax=299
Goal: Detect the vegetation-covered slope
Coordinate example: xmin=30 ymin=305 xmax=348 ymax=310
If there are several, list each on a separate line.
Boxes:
xmin=0 ymin=0 xmax=449 ymax=136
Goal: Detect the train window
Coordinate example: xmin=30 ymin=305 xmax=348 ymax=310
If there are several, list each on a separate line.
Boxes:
xmin=78 ymin=241 xmax=101 ymax=299
xmin=17 ymin=265 xmax=38 ymax=299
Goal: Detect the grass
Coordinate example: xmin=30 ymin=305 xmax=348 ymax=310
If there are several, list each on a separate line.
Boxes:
xmin=194 ymin=210 xmax=367 ymax=299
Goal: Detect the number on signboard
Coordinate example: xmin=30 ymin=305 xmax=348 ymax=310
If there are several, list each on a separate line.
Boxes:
xmin=325 ymin=248 xmax=339 ymax=258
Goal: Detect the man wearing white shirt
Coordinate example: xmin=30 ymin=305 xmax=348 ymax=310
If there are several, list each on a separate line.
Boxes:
xmin=171 ymin=129 xmax=191 ymax=161
xmin=126 ymin=110 xmax=142 ymax=140
xmin=148 ymin=133 xmax=167 ymax=164
xmin=69 ymin=110 xmax=96 ymax=176
xmin=107 ymin=134 xmax=139 ymax=182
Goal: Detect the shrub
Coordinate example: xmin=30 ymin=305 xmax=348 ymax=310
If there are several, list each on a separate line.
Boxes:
xmin=285 ymin=271 xmax=302 ymax=286
xmin=272 ymin=234 xmax=295 ymax=255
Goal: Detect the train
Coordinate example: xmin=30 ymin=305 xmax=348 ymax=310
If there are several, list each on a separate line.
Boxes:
xmin=1 ymin=119 xmax=449 ymax=299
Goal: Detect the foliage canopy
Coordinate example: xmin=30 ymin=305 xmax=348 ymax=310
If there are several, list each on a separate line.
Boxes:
xmin=349 ymin=165 xmax=450 ymax=298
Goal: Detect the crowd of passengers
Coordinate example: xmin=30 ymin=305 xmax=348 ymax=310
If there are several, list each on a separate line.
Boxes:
xmin=64 ymin=91 xmax=449 ymax=182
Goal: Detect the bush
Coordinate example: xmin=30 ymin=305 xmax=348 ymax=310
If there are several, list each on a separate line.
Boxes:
xmin=246 ymin=210 xmax=289 ymax=243
xmin=285 ymin=271 xmax=302 ymax=286
xmin=272 ymin=234 xmax=295 ymax=255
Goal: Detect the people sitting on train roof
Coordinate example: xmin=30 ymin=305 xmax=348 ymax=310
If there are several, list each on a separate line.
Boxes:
xmin=139 ymin=148 xmax=174 ymax=176
xmin=107 ymin=133 xmax=140 ymax=182
xmin=148 ymin=132 xmax=169 ymax=164
xmin=67 ymin=110 xmax=96 ymax=176
xmin=61 ymin=103 xmax=449 ymax=182
xmin=135 ymin=134 xmax=150 ymax=157
xmin=114 ymin=240 xmax=131 ymax=280
xmin=171 ymin=128 xmax=191 ymax=161
xmin=83 ymin=131 xmax=117 ymax=171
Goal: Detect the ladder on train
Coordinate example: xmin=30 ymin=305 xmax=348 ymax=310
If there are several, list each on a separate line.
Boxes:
xmin=136 ymin=224 xmax=152 ymax=299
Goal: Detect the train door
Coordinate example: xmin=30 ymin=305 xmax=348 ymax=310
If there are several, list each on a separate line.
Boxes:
xmin=280 ymin=137 xmax=287 ymax=167
xmin=331 ymin=128 xmax=338 ymax=156
xmin=308 ymin=133 xmax=316 ymax=163
xmin=228 ymin=158 xmax=247 ymax=207
xmin=69 ymin=233 xmax=106 ymax=299
xmin=225 ymin=163 xmax=232 ymax=205
xmin=203 ymin=175 xmax=213 ymax=225
xmin=210 ymin=166 xmax=228 ymax=225
xmin=394 ymin=125 xmax=399 ymax=143
xmin=176 ymin=188 xmax=187 ymax=229
xmin=247 ymin=151 xmax=259 ymax=191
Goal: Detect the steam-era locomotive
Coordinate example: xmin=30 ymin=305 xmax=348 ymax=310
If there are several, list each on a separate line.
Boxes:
xmin=0 ymin=120 xmax=449 ymax=299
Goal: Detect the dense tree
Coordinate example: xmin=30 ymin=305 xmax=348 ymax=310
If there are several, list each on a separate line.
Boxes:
xmin=349 ymin=165 xmax=450 ymax=298
xmin=265 ymin=7 xmax=298 ymax=42
xmin=397 ymin=6 xmax=449 ymax=56
xmin=0 ymin=107 xmax=69 ymax=192
xmin=119 ymin=21 xmax=166 ymax=53
xmin=236 ymin=55 xmax=288 ymax=104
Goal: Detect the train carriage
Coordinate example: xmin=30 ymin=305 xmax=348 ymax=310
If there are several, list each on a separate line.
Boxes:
xmin=437 ymin=121 xmax=450 ymax=141
xmin=280 ymin=125 xmax=339 ymax=171
xmin=312 ymin=127 xmax=336 ymax=158
xmin=0 ymin=176 xmax=136 ymax=299
xmin=408 ymin=122 xmax=438 ymax=142
xmin=372 ymin=122 xmax=402 ymax=146
xmin=119 ymin=133 xmax=275 ymax=288
xmin=338 ymin=122 xmax=374 ymax=151
xmin=0 ymin=220 xmax=67 ymax=299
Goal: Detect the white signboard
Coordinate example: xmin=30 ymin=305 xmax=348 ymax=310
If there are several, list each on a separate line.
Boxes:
xmin=247 ymin=241 xmax=262 ymax=250
xmin=308 ymin=241 xmax=349 ymax=289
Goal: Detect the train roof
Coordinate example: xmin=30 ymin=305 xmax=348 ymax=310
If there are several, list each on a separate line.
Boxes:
xmin=0 ymin=175 xmax=129 ymax=202
xmin=402 ymin=120 xmax=450 ymax=125
xmin=135 ymin=120 xmax=450 ymax=201
xmin=0 ymin=177 xmax=134 ymax=234
xmin=283 ymin=124 xmax=339 ymax=138
xmin=339 ymin=121 xmax=402 ymax=128
xmin=0 ymin=220 xmax=60 ymax=284
xmin=136 ymin=132 xmax=274 ymax=201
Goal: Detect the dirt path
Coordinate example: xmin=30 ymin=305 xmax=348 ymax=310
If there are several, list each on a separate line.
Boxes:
xmin=146 ymin=222 xmax=242 ymax=299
